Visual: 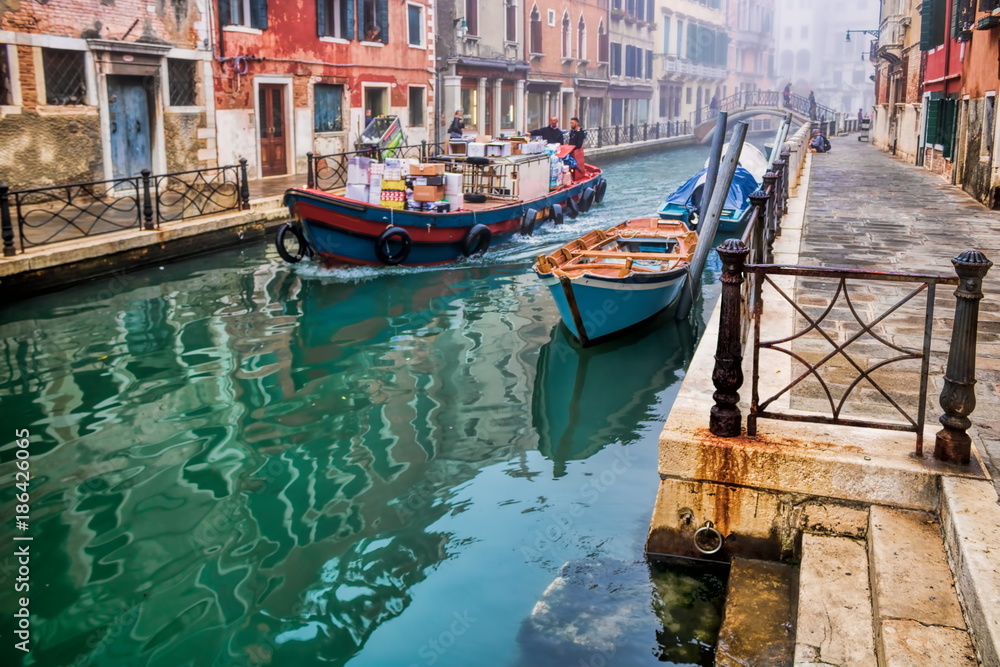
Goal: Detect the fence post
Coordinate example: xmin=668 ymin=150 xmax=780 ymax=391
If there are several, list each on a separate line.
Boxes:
xmin=140 ymin=169 xmax=154 ymax=230
xmin=761 ymin=171 xmax=778 ymax=237
xmin=748 ymin=189 xmax=770 ymax=264
xmin=597 ymin=126 xmax=603 ymax=148
xmin=421 ymin=139 xmax=427 ymax=162
xmin=779 ymin=149 xmax=791 ymax=213
xmin=771 ymin=159 xmax=786 ymax=232
xmin=1 ymin=183 xmax=14 ymax=256
xmin=307 ymin=152 xmax=315 ymax=189
xmin=615 ymin=125 xmax=620 ymax=145
xmin=239 ymin=158 xmax=251 ymax=210
xmin=630 ymin=124 xmax=635 ymax=143
xmin=935 ymin=250 xmax=994 ymax=464
xmin=710 ymin=238 xmax=750 ymax=437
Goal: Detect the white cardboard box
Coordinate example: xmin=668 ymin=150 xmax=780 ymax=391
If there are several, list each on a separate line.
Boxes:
xmin=467 ymin=142 xmax=486 ymax=158
xmin=347 ymin=157 xmax=372 ymax=185
xmin=345 ymin=183 xmax=369 ymax=202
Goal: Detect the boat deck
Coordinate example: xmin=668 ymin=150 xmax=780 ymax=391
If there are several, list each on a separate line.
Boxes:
xmin=537 ymin=217 xmax=697 ymax=280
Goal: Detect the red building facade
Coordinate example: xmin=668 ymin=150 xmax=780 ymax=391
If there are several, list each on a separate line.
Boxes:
xmin=213 ymin=0 xmax=434 ymax=180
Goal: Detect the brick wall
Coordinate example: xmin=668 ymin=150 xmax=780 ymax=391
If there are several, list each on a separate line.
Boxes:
xmin=16 ymin=45 xmax=36 ymax=106
xmin=1 ymin=0 xmax=201 ymax=47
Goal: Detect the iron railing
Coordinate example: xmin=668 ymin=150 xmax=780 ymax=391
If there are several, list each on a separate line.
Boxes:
xmin=692 ymin=90 xmax=837 ymax=129
xmin=577 ymin=121 xmax=691 ymax=149
xmin=708 ymin=124 xmax=993 ymax=465
xmin=1 ymin=160 xmax=250 ymax=255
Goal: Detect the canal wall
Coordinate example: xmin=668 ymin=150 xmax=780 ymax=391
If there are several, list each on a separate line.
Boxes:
xmin=646 ymin=141 xmax=1000 ymax=665
xmin=587 ymin=136 xmax=697 ymax=162
xmin=0 ymin=197 xmax=289 ymax=296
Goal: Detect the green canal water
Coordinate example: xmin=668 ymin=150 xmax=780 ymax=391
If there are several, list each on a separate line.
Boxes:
xmin=0 ymin=145 xmax=736 ymax=666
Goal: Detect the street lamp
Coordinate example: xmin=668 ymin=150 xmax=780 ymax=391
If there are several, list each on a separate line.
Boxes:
xmin=845 ymin=29 xmax=880 ymax=42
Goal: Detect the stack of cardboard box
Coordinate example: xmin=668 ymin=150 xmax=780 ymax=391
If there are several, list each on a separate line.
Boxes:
xmin=410 ymin=163 xmax=446 ymax=202
xmin=345 ymin=156 xmax=372 ymax=202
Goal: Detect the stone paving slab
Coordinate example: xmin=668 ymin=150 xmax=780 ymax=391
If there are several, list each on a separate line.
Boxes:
xmin=798 ymin=139 xmax=1000 ymax=494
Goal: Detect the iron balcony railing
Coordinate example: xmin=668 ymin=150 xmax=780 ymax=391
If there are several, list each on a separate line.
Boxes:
xmin=1 ymin=160 xmax=250 ymax=256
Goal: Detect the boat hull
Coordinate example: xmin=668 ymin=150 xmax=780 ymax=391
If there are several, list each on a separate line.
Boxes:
xmin=538 ymin=269 xmax=689 ymax=344
xmin=284 ymin=171 xmax=604 ymax=266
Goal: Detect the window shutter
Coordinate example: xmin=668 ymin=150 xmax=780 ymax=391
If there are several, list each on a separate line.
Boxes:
xmin=942 ymin=97 xmax=956 ymax=159
xmin=687 ymin=23 xmax=697 ymax=60
xmin=377 ymin=0 xmax=388 ymax=43
xmin=346 ymin=0 xmax=355 ymax=40
xmin=250 ymin=0 xmax=268 ymax=29
xmin=920 ymin=0 xmax=936 ymax=50
xmin=925 ymin=97 xmax=940 ymax=144
xmin=218 ymin=0 xmax=231 ymax=26
xmin=317 ymin=0 xmax=327 ymax=36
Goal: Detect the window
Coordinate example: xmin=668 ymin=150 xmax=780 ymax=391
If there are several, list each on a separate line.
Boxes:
xmin=219 ymin=0 xmax=268 ymax=30
xmin=983 ymin=94 xmax=996 ymax=157
xmin=925 ymin=93 xmax=958 ymax=158
xmin=676 ymin=20 xmax=684 ymax=58
xmin=42 ymin=49 xmax=86 ymax=105
xmin=465 ymin=0 xmax=478 ymax=37
xmin=318 ymin=0 xmax=352 ymax=39
xmin=646 ymin=49 xmax=653 ymax=80
xmin=314 ymin=83 xmax=344 ymax=132
xmin=920 ymin=0 xmax=947 ymax=50
xmin=548 ymin=9 xmax=556 ymax=27
xmin=407 ymin=3 xmax=423 ymax=46
xmin=577 ymin=16 xmax=586 ymax=60
xmin=500 ymin=87 xmax=515 ymax=129
xmin=611 ymin=99 xmax=624 ymax=125
xmin=686 ymin=86 xmax=692 ymax=104
xmin=505 ymin=0 xmax=517 ymax=42
xmin=562 ymin=13 xmax=571 ymax=58
xmin=610 ymin=42 xmax=622 ymax=76
xmin=359 ymin=0 xmax=388 ymax=44
xmin=408 ymin=86 xmax=424 ymax=127
xmin=167 ymin=59 xmax=197 ymax=106
xmin=0 ymin=46 xmax=12 ymax=106
xmin=598 ymin=21 xmax=608 ymax=63
xmin=530 ymin=6 xmax=543 ymax=54
xmin=461 ymin=87 xmax=477 ymax=130
xmin=662 ymin=17 xmax=670 ymax=54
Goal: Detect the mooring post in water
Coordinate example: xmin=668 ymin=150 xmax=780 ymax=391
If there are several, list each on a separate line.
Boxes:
xmin=711 ymin=238 xmax=750 ymax=437
xmin=700 ymin=112 xmax=728 ymax=221
xmin=935 ymin=250 xmax=993 ymax=464
xmin=1 ymin=183 xmax=14 ymax=256
xmin=676 ymin=122 xmax=749 ymax=322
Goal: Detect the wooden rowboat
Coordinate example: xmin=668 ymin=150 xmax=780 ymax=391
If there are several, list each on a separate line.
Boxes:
xmin=533 ymin=218 xmax=698 ymax=346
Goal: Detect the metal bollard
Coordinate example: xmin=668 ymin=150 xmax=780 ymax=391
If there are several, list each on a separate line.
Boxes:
xmin=239 ymin=158 xmax=250 ymax=210
xmin=307 ymin=152 xmax=315 ymax=189
xmin=748 ymin=189 xmax=771 ymax=264
xmin=935 ymin=250 xmax=994 ymax=464
xmin=710 ymin=239 xmax=750 ymax=437
xmin=141 ymin=169 xmax=154 ymax=230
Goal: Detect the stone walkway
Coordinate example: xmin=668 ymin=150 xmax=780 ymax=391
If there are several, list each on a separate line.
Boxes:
xmin=796 ymin=137 xmax=1000 ymax=495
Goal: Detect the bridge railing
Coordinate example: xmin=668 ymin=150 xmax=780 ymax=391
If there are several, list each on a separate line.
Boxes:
xmin=690 ymin=91 xmax=837 ymax=128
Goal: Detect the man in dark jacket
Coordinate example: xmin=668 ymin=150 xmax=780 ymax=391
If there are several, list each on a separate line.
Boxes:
xmin=567 ymin=117 xmax=585 ymax=150
xmin=530 ymin=116 xmax=565 ymax=144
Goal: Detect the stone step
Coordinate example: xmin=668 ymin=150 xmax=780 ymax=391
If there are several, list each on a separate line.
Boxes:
xmin=941 ymin=476 xmax=1000 ymax=666
xmin=715 ymin=557 xmax=796 ymax=667
xmin=868 ymin=506 xmax=977 ymax=666
xmin=794 ymin=533 xmax=877 ymax=666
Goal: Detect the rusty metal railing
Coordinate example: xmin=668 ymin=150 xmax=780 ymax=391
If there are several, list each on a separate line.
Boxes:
xmin=710 ymin=240 xmax=993 ymax=465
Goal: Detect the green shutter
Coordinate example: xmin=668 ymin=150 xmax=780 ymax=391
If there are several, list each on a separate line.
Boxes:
xmin=687 ymin=23 xmax=697 ymax=60
xmin=317 ymin=0 xmax=327 ymax=36
xmin=925 ymin=97 xmax=940 ymax=144
xmin=250 ymin=0 xmax=268 ymax=29
xmin=942 ymin=96 xmax=957 ymax=159
xmin=920 ymin=0 xmax=945 ymax=51
xmin=376 ymin=0 xmax=388 ymax=44
xmin=346 ymin=0 xmax=355 ymax=40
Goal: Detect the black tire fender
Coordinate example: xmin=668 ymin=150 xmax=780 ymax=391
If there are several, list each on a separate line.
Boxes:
xmin=276 ymin=223 xmax=309 ymax=263
xmin=579 ymin=187 xmax=596 ymax=213
xmin=563 ymin=196 xmax=579 ymax=219
xmin=464 ymin=192 xmax=487 ymax=203
xmin=550 ymin=203 xmax=564 ymax=225
xmin=462 ymin=224 xmax=492 ymax=256
xmin=375 ymin=226 xmax=412 ymax=265
xmin=595 ymin=179 xmax=608 ymax=204
xmin=521 ymin=207 xmax=539 ymax=236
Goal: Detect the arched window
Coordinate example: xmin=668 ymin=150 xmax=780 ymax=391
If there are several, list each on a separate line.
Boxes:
xmin=578 ymin=15 xmax=586 ymax=61
xmin=530 ymin=5 xmax=542 ymax=55
xmin=598 ymin=20 xmax=608 ymax=63
xmin=562 ymin=12 xmax=571 ymax=59
xmin=505 ymin=0 xmax=517 ymax=43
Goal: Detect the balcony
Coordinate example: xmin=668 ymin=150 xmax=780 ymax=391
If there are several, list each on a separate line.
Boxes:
xmin=661 ymin=57 xmax=726 ymax=80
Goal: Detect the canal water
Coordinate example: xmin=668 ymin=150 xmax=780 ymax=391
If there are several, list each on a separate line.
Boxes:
xmin=0 ymin=144 xmax=737 ymax=667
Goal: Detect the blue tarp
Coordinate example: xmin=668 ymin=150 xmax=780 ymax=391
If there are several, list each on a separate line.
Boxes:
xmin=662 ymin=165 xmax=760 ymax=213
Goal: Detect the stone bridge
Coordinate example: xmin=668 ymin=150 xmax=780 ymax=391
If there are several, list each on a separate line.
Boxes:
xmin=692 ymin=91 xmax=836 ymax=143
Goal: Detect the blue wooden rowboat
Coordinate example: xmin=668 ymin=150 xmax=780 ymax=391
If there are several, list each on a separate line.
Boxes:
xmin=533 ymin=218 xmax=697 ymax=346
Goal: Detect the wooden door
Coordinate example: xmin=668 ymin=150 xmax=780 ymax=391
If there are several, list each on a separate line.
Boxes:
xmin=259 ymin=84 xmax=287 ymax=177
xmin=107 ymin=76 xmax=152 ymax=179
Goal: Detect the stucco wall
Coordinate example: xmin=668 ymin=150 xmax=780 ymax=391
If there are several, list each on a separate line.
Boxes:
xmin=163 ymin=111 xmax=204 ymax=173
xmin=895 ymin=103 xmax=921 ymax=164
xmin=0 ymin=110 xmax=101 ymax=188
xmin=956 ymin=98 xmax=997 ymax=208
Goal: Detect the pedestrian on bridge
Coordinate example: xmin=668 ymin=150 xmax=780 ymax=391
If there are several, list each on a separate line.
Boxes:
xmin=710 ymin=95 xmax=719 ymax=118
xmin=783 ymin=83 xmax=792 ymax=108
xmin=808 ymin=91 xmax=817 ymax=120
